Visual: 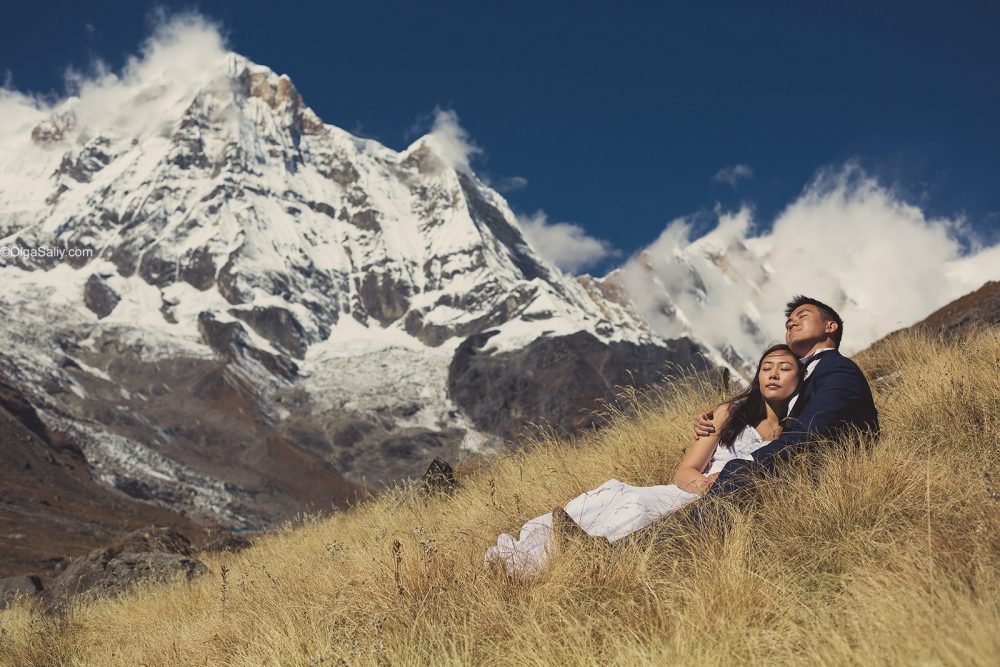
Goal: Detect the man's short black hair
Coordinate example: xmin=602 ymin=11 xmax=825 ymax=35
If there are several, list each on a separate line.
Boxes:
xmin=785 ymin=295 xmax=844 ymax=347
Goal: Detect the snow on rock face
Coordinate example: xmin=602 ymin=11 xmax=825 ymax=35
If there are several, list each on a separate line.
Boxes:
xmin=0 ymin=52 xmax=702 ymax=526
xmin=614 ymin=190 xmax=1000 ymax=375
xmin=2 ymin=54 xmax=650 ymax=355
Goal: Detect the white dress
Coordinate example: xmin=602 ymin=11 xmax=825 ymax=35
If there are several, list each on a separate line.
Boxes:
xmin=484 ymin=425 xmax=769 ymax=576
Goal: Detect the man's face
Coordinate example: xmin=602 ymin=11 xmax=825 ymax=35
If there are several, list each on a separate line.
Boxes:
xmin=785 ymin=304 xmax=836 ymax=354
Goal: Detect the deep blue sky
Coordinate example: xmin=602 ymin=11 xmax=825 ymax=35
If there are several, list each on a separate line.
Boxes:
xmin=3 ymin=1 xmax=998 ymax=270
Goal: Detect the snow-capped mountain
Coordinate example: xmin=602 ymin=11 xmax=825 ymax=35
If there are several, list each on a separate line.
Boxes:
xmin=611 ymin=204 xmax=1000 ymax=376
xmin=0 ymin=53 xmax=712 ymax=527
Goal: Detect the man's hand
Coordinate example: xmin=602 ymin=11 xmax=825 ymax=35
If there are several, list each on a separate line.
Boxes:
xmin=704 ymin=472 xmax=720 ymax=488
xmin=693 ymin=409 xmax=715 ymax=438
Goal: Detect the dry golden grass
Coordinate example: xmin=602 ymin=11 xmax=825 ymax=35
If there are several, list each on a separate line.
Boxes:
xmin=2 ymin=329 xmax=998 ymax=666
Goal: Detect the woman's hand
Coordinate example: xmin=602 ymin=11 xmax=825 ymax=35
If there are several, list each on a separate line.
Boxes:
xmin=676 ymin=403 xmax=729 ymax=492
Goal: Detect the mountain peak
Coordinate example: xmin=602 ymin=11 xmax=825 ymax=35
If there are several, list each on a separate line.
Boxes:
xmin=0 ymin=40 xmax=714 ymax=527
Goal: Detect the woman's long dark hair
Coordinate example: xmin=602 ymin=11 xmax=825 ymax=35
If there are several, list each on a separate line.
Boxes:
xmin=716 ymin=343 xmax=804 ymax=449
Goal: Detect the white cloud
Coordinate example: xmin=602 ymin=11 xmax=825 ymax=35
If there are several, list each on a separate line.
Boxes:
xmin=495 ymin=175 xmax=528 ymax=192
xmin=621 ymin=164 xmax=1000 ymax=361
xmin=518 ymin=210 xmax=619 ymax=274
xmin=712 ymin=163 xmax=754 ymax=187
xmin=0 ymin=12 xmax=229 ymax=144
xmin=421 ymin=108 xmax=482 ymax=175
xmin=0 ymin=88 xmax=44 ymax=139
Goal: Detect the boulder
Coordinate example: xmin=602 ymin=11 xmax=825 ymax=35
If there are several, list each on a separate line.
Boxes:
xmin=113 ymin=527 xmax=194 ymax=556
xmin=0 ymin=575 xmax=43 ymax=609
xmin=43 ymin=527 xmax=206 ymax=610
xmin=420 ymin=458 xmax=457 ymax=495
xmin=83 ymin=274 xmax=120 ymax=319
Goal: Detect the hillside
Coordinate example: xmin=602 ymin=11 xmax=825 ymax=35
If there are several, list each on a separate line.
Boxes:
xmin=2 ymin=326 xmax=997 ymax=665
xmin=877 ymin=280 xmax=1000 ymax=342
xmin=0 ymin=373 xmax=201 ymax=578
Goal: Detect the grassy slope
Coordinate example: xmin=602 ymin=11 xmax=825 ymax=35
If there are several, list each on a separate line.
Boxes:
xmin=2 ymin=330 xmax=998 ymax=666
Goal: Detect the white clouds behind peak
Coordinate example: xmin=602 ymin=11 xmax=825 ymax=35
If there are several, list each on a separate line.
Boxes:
xmin=518 ymin=210 xmax=620 ymax=274
xmin=621 ymin=165 xmax=999 ymax=361
xmin=422 ymin=108 xmax=482 ymax=175
xmin=1 ymin=12 xmax=229 ymax=143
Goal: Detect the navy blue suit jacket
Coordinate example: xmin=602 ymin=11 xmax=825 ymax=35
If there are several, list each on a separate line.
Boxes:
xmin=709 ymin=349 xmax=879 ymax=497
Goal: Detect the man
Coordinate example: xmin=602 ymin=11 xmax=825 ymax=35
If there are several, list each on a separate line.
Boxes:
xmin=694 ymin=295 xmax=879 ymax=498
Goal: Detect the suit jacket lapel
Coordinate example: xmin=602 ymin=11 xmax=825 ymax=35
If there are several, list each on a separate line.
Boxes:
xmin=790 ymin=378 xmax=813 ymax=419
xmin=790 ymin=350 xmax=836 ymax=419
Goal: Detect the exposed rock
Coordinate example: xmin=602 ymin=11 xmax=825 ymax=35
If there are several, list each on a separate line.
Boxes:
xmin=42 ymin=527 xmax=203 ymax=609
xmin=356 ymin=272 xmax=411 ymax=326
xmin=318 ymin=159 xmax=360 ymax=185
xmin=197 ymin=311 xmax=298 ymax=380
xmin=420 ymin=458 xmax=457 ymax=495
xmin=83 ymin=274 xmax=121 ymax=319
xmin=112 ymin=527 xmax=194 ymax=557
xmin=23 ymin=339 xmax=363 ymax=534
xmin=405 ymin=284 xmax=536 ymax=347
xmin=345 ymin=208 xmax=381 ymax=232
xmin=54 ymin=137 xmax=113 ymax=183
xmin=0 ymin=373 xmax=52 ymax=444
xmin=449 ymin=330 xmax=713 ymax=440
xmin=379 ymin=430 xmax=448 ymax=461
xmin=108 ymin=242 xmax=140 ymax=277
xmin=217 ymin=256 xmax=250 ymax=305
xmin=332 ymin=419 xmax=376 ymax=447
xmin=168 ymin=110 xmax=211 ymax=170
xmin=401 ymin=142 xmax=442 ymax=174
xmin=45 ymin=545 xmax=207 ymax=610
xmin=179 ymin=246 xmax=218 ymax=290
xmin=138 ymin=248 xmax=178 ymax=287
xmin=307 ymin=200 xmax=337 ymax=218
xmin=160 ymin=296 xmax=179 ymax=324
xmin=0 ymin=575 xmax=43 ymax=609
xmin=457 ymin=172 xmax=550 ymax=283
xmin=331 ymin=427 xmax=465 ymax=488
xmin=230 ymin=305 xmax=310 ymax=359
xmin=30 ymin=111 xmax=76 ymax=145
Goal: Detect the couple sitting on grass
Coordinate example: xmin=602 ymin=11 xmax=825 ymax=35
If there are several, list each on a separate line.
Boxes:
xmin=485 ymin=295 xmax=880 ymax=576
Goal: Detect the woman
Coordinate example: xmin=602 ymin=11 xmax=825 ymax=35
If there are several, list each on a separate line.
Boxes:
xmin=484 ymin=344 xmax=803 ymax=576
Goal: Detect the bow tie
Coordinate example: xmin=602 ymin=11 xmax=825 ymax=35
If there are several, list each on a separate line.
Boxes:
xmin=800 ymin=349 xmax=833 ymax=365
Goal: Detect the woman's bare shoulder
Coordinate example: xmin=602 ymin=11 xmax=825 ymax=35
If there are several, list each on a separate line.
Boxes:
xmin=712 ymin=401 xmax=736 ymax=429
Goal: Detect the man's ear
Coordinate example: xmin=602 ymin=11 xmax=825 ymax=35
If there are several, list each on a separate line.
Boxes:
xmin=825 ymin=320 xmax=839 ymax=335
